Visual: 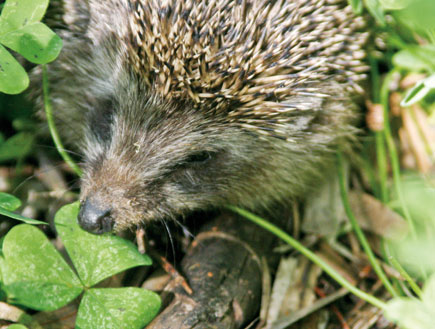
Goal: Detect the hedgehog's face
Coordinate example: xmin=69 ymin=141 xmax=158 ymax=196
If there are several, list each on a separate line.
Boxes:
xmin=77 ymin=92 xmax=273 ymax=234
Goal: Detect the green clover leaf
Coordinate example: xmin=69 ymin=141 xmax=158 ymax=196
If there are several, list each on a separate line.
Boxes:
xmin=0 ymin=0 xmax=63 ymax=94
xmin=1 ymin=225 xmax=83 ymax=311
xmin=55 ymin=202 xmax=152 ymax=287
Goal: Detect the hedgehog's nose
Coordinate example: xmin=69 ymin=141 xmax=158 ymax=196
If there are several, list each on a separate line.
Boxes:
xmin=78 ymin=198 xmax=114 ymax=234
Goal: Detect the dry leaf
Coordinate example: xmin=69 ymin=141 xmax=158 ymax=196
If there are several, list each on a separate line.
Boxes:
xmin=348 ymin=192 xmax=408 ymax=240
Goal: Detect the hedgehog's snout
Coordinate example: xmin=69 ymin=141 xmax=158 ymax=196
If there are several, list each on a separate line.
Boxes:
xmin=78 ymin=198 xmax=114 ymax=234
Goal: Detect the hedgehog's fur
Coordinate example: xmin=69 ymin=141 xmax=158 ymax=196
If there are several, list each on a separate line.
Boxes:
xmin=34 ymin=0 xmax=369 ymax=232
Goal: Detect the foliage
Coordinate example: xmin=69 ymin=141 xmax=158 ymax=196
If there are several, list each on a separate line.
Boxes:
xmin=0 ymin=2 xmax=162 ymax=327
xmin=0 ymin=203 xmax=160 ymax=328
xmin=388 ymin=175 xmax=435 ymax=275
xmin=0 ymin=0 xmax=62 ymax=94
xmin=385 ymin=274 xmax=435 ymax=329
xmin=7 ymin=325 xmax=28 ymax=329
xmin=0 ymin=0 xmax=435 ymax=328
xmin=0 ymin=192 xmax=47 ymax=225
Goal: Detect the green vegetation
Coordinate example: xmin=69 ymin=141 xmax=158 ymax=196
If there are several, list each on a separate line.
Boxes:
xmin=0 ymin=0 xmax=160 ymax=328
xmin=232 ymin=1 xmax=435 ymax=328
xmin=0 ymin=202 xmax=160 ymax=328
xmin=0 ymin=0 xmax=62 ymax=94
xmin=1 ymin=0 xmax=435 ymax=328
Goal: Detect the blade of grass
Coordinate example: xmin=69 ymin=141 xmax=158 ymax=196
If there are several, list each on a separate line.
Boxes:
xmin=369 ymin=56 xmax=389 ymax=203
xmin=361 ymin=145 xmax=381 ymax=200
xmin=42 ymin=64 xmax=82 ymax=177
xmin=380 ymin=70 xmax=416 ymax=237
xmin=227 ymin=206 xmax=388 ymax=310
xmin=387 ymin=251 xmax=422 ymax=298
xmin=375 ymin=132 xmax=389 ymax=203
xmin=337 ymin=152 xmax=398 ymax=298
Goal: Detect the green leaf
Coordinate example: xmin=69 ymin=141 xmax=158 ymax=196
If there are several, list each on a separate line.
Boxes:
xmin=76 ymin=288 xmax=161 ymax=329
xmin=401 ymin=74 xmax=435 ymax=107
xmin=393 ymin=1 xmax=435 ymax=42
xmin=386 ymin=298 xmax=434 ymax=329
xmin=364 ymin=0 xmax=386 ymax=25
xmin=7 ymin=325 xmax=28 ymax=329
xmin=392 ymin=45 xmax=435 ymax=72
xmin=401 ymin=80 xmax=431 ymax=107
xmin=0 ymin=206 xmax=47 ymax=225
xmin=0 ymin=0 xmax=49 ymax=34
xmin=55 ymin=203 xmax=152 ymax=287
xmin=422 ymin=274 xmax=435 ymax=306
xmin=1 ymin=225 xmax=83 ymax=311
xmin=424 ymin=74 xmax=435 ymax=88
xmin=0 ymin=132 xmax=33 ymax=162
xmin=379 ymin=0 xmax=412 ymax=9
xmin=385 ymin=275 xmax=435 ymax=329
xmin=12 ymin=118 xmax=37 ymax=131
xmin=0 ymin=22 xmax=63 ymax=64
xmin=0 ymin=44 xmax=29 ymax=94
xmin=0 ymin=192 xmax=21 ymax=211
xmin=348 ymin=0 xmax=363 ymax=14
xmin=387 ymin=175 xmax=435 ymax=274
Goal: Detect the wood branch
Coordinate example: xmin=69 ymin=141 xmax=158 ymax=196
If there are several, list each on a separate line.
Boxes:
xmin=147 ymin=210 xmax=284 ymax=329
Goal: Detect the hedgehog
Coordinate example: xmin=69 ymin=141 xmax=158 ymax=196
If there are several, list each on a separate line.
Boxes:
xmin=35 ymin=0 xmax=369 ymax=234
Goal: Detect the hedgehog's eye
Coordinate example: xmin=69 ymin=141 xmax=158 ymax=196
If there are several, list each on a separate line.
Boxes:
xmin=185 ymin=151 xmax=212 ymax=165
xmin=170 ymin=151 xmax=216 ymax=172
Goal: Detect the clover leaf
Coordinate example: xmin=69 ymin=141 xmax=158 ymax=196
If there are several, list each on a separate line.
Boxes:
xmin=0 ymin=192 xmax=21 ymax=211
xmin=0 ymin=202 xmax=160 ymax=328
xmin=0 ymin=192 xmax=47 ymax=225
xmin=1 ymin=224 xmax=83 ymax=311
xmin=55 ymin=202 xmax=152 ymax=287
xmin=0 ymin=0 xmax=63 ymax=94
xmin=0 ymin=132 xmax=34 ymax=162
xmin=76 ymin=288 xmax=161 ymax=329
xmin=385 ymin=274 xmax=435 ymax=329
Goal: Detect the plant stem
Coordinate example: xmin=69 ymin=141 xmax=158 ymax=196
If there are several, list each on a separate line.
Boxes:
xmin=380 ymin=71 xmax=427 ymax=281
xmin=380 ymin=71 xmax=416 ymax=237
xmin=375 ymin=132 xmax=389 ymax=203
xmin=337 ymin=152 xmax=398 ymax=298
xmin=369 ymin=56 xmax=388 ymax=203
xmin=362 ymin=143 xmax=381 ymax=200
xmin=227 ymin=205 xmax=388 ymax=310
xmin=42 ymin=65 xmax=82 ymax=177
xmin=387 ymin=252 xmax=422 ymax=298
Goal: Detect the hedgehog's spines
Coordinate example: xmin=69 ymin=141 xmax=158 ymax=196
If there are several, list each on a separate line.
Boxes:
xmin=30 ymin=0 xmax=370 ymax=232
xmin=126 ymin=0 xmax=368 ymax=140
